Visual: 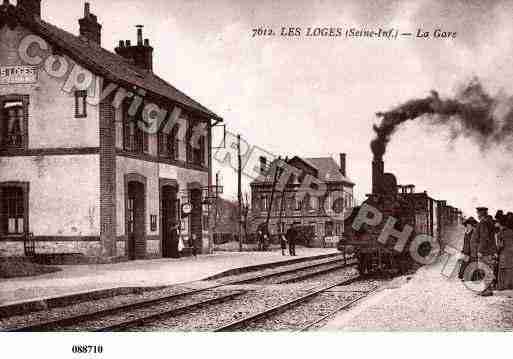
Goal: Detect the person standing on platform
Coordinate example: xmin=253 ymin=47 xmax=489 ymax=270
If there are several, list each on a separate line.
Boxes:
xmin=190 ymin=234 xmax=198 ymax=257
xmin=280 ymin=231 xmax=288 ymax=256
xmin=256 ymin=229 xmax=263 ymax=251
xmin=471 ymin=207 xmax=497 ymax=296
xmin=171 ymin=222 xmax=181 ymax=258
xmin=287 ymin=225 xmax=297 ymax=256
xmin=497 ymin=212 xmax=513 ymax=290
xmin=263 ymin=233 xmax=270 ymax=251
xmin=459 ymin=217 xmax=477 ymax=280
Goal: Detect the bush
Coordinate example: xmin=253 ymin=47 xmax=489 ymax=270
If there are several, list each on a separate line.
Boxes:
xmin=0 ymin=257 xmax=61 ymax=279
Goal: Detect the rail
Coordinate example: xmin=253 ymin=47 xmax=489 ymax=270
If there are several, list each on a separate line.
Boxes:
xmin=213 ymin=276 xmax=362 ymax=332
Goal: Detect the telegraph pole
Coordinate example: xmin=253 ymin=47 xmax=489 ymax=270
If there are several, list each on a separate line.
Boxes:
xmin=244 ymin=193 xmax=250 ymax=244
xmin=237 ymin=134 xmax=243 ymax=252
xmin=215 ymin=172 xmax=220 ymax=228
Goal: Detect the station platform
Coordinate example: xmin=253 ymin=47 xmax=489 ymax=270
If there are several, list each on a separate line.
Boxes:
xmin=0 ymin=248 xmax=337 ymax=307
xmin=321 ymin=229 xmax=513 ymax=331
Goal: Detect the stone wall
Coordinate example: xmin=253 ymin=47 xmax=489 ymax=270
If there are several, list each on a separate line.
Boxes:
xmin=0 ymin=240 xmax=102 ymax=257
xmin=0 ymin=155 xmax=101 ymax=237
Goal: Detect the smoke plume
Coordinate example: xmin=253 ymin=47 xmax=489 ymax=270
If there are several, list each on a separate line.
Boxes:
xmin=371 ymin=78 xmax=513 ymax=159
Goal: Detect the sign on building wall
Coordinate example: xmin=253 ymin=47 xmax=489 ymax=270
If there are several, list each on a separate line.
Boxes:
xmin=0 ymin=66 xmax=38 ymax=85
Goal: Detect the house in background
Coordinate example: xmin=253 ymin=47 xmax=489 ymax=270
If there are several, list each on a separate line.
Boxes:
xmin=0 ymin=1 xmax=222 ymax=261
xmin=250 ymin=154 xmax=355 ymax=247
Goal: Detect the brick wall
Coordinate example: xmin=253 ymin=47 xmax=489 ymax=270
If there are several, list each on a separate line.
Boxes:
xmin=99 ymin=93 xmax=117 ymax=257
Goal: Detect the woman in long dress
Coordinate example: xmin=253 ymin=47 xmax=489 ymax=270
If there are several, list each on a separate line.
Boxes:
xmin=497 ymin=213 xmax=513 ymax=290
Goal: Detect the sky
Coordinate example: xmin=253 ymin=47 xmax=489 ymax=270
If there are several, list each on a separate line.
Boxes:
xmin=36 ymin=0 xmax=513 ymax=216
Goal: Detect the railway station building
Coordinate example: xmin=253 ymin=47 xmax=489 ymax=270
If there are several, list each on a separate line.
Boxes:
xmin=0 ymin=1 xmax=223 ymax=261
xmin=250 ymin=154 xmax=355 ymax=247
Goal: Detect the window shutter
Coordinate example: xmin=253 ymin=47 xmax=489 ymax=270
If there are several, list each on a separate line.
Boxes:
xmin=0 ymin=188 xmax=4 ymax=235
xmin=143 ymin=130 xmax=149 ymax=153
xmin=74 ymin=91 xmax=87 ymax=118
xmin=123 ymin=118 xmax=130 ymax=150
xmin=186 ymin=121 xmax=192 ymax=163
xmin=21 ymin=95 xmax=29 ymax=149
xmin=200 ymin=135 xmax=206 ymax=165
xmin=0 ymin=97 xmax=4 ymax=149
xmin=171 ymin=127 xmax=178 ymax=159
xmin=158 ymin=131 xmax=164 ymax=156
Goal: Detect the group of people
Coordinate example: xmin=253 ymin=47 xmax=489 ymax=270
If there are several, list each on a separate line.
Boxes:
xmin=256 ymin=224 xmax=297 ymax=256
xmin=170 ymin=223 xmax=197 ymax=258
xmin=459 ymin=207 xmax=513 ymax=296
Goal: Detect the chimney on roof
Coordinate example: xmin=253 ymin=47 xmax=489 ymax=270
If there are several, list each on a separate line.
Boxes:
xmin=79 ymin=2 xmax=102 ymax=45
xmin=339 ymin=153 xmax=346 ymax=177
xmin=137 ymin=24 xmax=143 ymax=45
xmin=17 ymin=0 xmax=41 ymax=19
xmin=115 ymin=25 xmax=154 ymax=71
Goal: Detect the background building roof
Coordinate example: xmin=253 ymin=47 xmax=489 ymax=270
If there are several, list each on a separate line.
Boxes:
xmin=252 ymin=156 xmax=354 ymax=186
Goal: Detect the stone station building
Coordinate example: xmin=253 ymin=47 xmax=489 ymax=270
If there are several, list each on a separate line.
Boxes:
xmin=0 ymin=1 xmax=223 ymax=261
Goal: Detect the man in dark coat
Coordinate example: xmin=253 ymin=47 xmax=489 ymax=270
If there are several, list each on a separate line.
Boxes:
xmin=256 ymin=229 xmax=264 ymax=251
xmin=256 ymin=223 xmax=267 ymax=251
xmin=286 ymin=225 xmax=297 ymax=256
xmin=459 ymin=217 xmax=477 ymax=280
xmin=471 ymin=207 xmax=498 ymax=296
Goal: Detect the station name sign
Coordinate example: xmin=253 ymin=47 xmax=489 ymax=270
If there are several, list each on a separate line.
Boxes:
xmin=0 ymin=66 xmax=38 ymax=85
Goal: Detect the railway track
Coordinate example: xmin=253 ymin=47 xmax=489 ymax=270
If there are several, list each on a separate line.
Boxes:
xmin=4 ymin=254 xmax=357 ymax=332
xmin=213 ymin=276 xmax=378 ymax=332
xmin=296 ymin=285 xmax=381 ymax=332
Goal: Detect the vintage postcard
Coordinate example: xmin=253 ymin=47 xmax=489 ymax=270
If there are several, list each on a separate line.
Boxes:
xmin=0 ymin=0 xmax=512 ymax=358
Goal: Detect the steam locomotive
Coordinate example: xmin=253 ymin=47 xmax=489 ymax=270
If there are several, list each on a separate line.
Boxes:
xmin=339 ymin=156 xmax=462 ymax=275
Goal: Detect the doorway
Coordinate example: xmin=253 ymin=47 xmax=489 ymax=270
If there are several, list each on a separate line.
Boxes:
xmin=162 ymin=185 xmax=179 ymax=258
xmin=126 ymin=181 xmax=145 ymax=260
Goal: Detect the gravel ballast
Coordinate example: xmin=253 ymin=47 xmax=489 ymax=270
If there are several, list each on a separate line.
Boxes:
xmin=321 ymin=261 xmax=513 ymax=331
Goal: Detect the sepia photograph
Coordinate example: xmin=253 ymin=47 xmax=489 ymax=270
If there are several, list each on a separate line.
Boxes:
xmin=0 ymin=0 xmax=512 ymax=357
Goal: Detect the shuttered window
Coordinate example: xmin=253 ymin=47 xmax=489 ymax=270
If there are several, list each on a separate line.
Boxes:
xmin=0 ymin=184 xmax=28 ymax=236
xmin=325 ymin=221 xmax=334 ymax=237
xmin=75 ymin=90 xmax=87 ymax=118
xmin=159 ymin=124 xmax=180 ymax=160
xmin=123 ymin=104 xmax=148 ymax=154
xmin=0 ymin=95 xmax=29 ymax=150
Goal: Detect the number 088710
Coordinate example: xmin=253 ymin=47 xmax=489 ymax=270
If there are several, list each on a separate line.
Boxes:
xmin=72 ymin=345 xmax=103 ymax=354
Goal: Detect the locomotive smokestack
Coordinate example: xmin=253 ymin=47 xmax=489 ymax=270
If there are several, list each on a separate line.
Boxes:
xmin=372 ymin=156 xmax=384 ymax=194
